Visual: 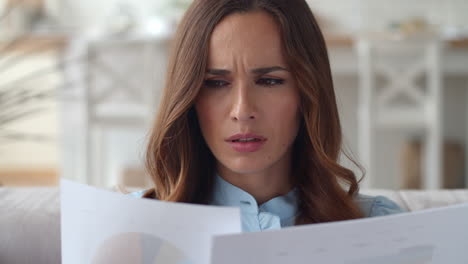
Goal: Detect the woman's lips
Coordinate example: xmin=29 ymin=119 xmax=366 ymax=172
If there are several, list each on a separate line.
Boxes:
xmin=225 ymin=133 xmax=267 ymax=153
xmin=227 ymin=139 xmax=266 ymax=152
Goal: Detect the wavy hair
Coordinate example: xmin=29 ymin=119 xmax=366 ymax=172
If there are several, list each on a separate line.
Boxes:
xmin=144 ymin=0 xmax=365 ymax=224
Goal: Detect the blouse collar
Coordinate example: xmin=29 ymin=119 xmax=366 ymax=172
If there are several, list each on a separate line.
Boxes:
xmin=210 ymin=173 xmax=299 ymax=221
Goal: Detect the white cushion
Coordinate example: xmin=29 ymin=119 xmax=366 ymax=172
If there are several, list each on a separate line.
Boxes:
xmin=0 ymin=187 xmax=61 ymax=264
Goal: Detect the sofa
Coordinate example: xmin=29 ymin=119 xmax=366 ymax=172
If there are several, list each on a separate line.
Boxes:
xmin=1 ymin=187 xmax=467 ymax=264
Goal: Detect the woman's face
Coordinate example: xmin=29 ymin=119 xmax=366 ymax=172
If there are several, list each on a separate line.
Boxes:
xmin=195 ymin=11 xmax=301 ymax=176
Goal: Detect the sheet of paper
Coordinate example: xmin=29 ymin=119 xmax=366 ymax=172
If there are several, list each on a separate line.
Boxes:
xmin=61 ymin=179 xmax=241 ymax=264
xmin=212 ymin=203 xmax=468 ymax=264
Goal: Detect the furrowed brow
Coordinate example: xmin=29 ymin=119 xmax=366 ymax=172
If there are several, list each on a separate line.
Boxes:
xmin=206 ymin=69 xmax=231 ymax=75
xmin=206 ymin=66 xmax=288 ymax=75
xmin=251 ymin=66 xmax=288 ymax=74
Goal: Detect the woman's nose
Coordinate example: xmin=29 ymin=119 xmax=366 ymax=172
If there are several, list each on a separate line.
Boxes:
xmin=230 ymin=81 xmax=257 ymax=122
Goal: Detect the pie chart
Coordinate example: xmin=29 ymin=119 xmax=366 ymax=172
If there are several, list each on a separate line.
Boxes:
xmin=92 ymin=232 xmax=193 ymax=264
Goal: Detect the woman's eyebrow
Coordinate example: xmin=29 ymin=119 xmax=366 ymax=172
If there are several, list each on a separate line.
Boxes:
xmin=206 ymin=66 xmax=288 ymax=75
xmin=251 ymin=66 xmax=289 ymax=74
xmin=206 ymin=69 xmax=230 ymax=75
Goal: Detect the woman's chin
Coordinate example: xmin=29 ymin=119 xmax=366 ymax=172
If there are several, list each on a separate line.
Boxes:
xmin=221 ymin=161 xmax=269 ymax=175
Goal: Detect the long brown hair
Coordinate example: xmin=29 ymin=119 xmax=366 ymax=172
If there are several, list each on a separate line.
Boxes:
xmin=144 ymin=0 xmax=365 ymax=224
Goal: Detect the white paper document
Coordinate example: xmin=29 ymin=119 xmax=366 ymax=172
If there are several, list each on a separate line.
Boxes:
xmin=212 ymin=202 xmax=468 ymax=264
xmin=60 ymin=179 xmax=241 ymax=264
xmin=61 ymin=179 xmax=468 ymax=264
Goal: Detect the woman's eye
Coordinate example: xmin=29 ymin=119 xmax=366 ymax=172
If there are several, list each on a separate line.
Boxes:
xmin=256 ymin=78 xmax=285 ymax=87
xmin=204 ymin=79 xmax=229 ymax=88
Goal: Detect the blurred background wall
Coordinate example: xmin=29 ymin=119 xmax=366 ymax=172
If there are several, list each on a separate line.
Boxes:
xmin=0 ymin=0 xmax=467 ymax=190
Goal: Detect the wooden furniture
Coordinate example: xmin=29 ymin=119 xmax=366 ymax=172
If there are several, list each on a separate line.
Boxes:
xmin=0 ymin=168 xmax=58 ymax=186
xmin=61 ymin=33 xmax=468 ymax=189
xmin=0 ymin=35 xmax=68 ymax=53
xmin=0 ymin=34 xmax=67 ymax=187
xmin=401 ymin=140 xmax=465 ymax=189
xmin=325 ymin=35 xmax=468 ymax=49
xmin=326 ymin=34 xmax=468 ymax=189
xmin=84 ymin=37 xmax=168 ymax=187
xmin=355 ymin=34 xmax=443 ymax=189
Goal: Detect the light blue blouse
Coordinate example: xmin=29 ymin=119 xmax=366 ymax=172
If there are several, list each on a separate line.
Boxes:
xmin=129 ymin=174 xmax=406 ymax=232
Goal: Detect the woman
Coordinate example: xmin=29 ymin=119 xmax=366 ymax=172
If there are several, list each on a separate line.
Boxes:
xmin=131 ymin=0 xmax=404 ymax=232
